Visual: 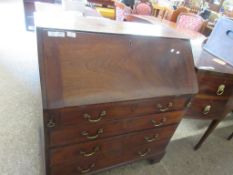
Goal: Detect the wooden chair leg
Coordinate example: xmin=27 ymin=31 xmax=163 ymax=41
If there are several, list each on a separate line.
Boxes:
xmin=194 ymin=119 xmax=221 ymax=151
xmin=227 ymin=132 xmax=233 ymax=140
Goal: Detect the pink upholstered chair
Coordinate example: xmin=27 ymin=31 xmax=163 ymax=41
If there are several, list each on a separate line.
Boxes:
xmin=133 ymin=1 xmax=153 ymax=16
xmin=176 ymin=12 xmax=205 ymax=32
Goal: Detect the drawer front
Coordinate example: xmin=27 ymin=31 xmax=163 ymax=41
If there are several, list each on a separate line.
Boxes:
xmin=197 ymin=72 xmax=233 ymax=98
xmin=50 ymin=124 xmax=177 ymax=166
xmin=49 ymin=111 xmax=183 ymax=147
xmin=45 ymin=96 xmax=189 ymax=128
xmin=50 ymin=140 xmax=168 ymax=175
xmin=185 ymin=97 xmax=227 ymax=119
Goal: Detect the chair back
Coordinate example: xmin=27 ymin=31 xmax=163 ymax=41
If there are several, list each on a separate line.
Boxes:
xmin=133 ymin=1 xmax=152 ymax=15
xmin=170 ymin=6 xmax=189 ymax=22
xmin=177 ymin=12 xmax=205 ymax=32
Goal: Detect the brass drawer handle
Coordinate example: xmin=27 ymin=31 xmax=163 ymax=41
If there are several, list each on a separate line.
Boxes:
xmin=151 ymin=117 xmax=167 ymax=127
xmin=80 ymin=146 xmax=100 ymax=157
xmin=77 ymin=163 xmax=95 ymax=174
xmin=81 ymin=128 xmax=103 ymax=140
xmin=47 ymin=119 xmax=56 ymax=128
xmin=187 ymin=102 xmax=192 ymax=108
xmin=157 ymin=102 xmax=173 ymax=112
xmin=202 ymin=105 xmax=211 ymax=115
xmin=83 ymin=110 xmax=106 ymax=123
xmin=138 ymin=148 xmax=151 ymax=157
xmin=144 ymin=134 xmax=159 ymax=143
xmin=216 ymin=84 xmax=225 ymax=96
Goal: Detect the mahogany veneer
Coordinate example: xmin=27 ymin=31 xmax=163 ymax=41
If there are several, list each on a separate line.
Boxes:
xmin=36 ymin=16 xmax=198 ymax=175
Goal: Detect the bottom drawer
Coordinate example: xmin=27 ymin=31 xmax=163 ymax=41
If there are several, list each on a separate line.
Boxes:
xmin=50 ymin=140 xmax=168 ymax=175
xmin=185 ymin=97 xmax=227 ymax=120
xmin=50 ymin=124 xmax=177 ymax=166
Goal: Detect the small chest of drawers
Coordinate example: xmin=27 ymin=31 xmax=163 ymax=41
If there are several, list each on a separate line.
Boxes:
xmin=184 ymin=49 xmax=233 ymax=150
xmin=185 ymin=69 xmax=233 ymax=120
xmin=36 ymin=16 xmax=198 ymax=175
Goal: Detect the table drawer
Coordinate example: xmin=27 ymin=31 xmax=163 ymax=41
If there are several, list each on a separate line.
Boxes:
xmin=197 ymin=72 xmax=233 ymax=98
xmin=185 ymin=97 xmax=227 ymax=119
xmin=44 ymin=96 xmax=189 ymax=129
xmin=50 ymin=140 xmax=168 ymax=175
xmin=50 ymin=124 xmax=177 ymax=166
xmin=49 ymin=111 xmax=183 ymax=147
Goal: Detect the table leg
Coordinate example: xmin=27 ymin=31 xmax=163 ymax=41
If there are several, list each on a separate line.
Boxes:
xmin=194 ymin=119 xmax=221 ymax=150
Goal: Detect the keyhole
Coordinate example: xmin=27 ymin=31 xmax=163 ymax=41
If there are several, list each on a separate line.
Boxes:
xmin=129 ymin=40 xmax=132 ymax=46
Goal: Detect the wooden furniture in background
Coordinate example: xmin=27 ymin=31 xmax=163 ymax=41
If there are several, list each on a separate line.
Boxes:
xmin=125 ymin=14 xmax=154 ymax=23
xmin=168 ymin=6 xmax=189 ymax=22
xmin=35 ymin=14 xmax=198 ymax=175
xmin=23 ymin=0 xmax=59 ymax=30
xmin=206 ymin=0 xmax=225 ymax=12
xmin=185 ymin=45 xmax=233 ymax=150
xmin=152 ymin=4 xmax=172 ymax=19
xmin=189 ymin=5 xmax=201 ymax=14
xmin=202 ymin=23 xmax=213 ymax=36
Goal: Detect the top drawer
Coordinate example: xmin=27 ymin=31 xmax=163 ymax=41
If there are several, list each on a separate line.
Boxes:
xmin=45 ymin=96 xmax=190 ymax=128
xmin=197 ymin=71 xmax=233 ymax=98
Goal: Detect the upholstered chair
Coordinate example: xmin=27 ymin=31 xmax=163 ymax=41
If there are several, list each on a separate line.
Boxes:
xmin=132 ymin=0 xmax=153 ymax=16
xmin=176 ymin=12 xmax=206 ymax=32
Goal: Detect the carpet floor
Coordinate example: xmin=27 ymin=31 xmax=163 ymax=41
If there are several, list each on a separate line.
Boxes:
xmin=0 ymin=1 xmax=232 ymax=175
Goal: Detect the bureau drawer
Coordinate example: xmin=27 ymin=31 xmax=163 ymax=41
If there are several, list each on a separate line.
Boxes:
xmin=50 ymin=124 xmax=177 ymax=166
xmin=45 ymin=96 xmax=189 ymax=128
xmin=197 ymin=72 xmax=233 ymax=98
xmin=50 ymin=140 xmax=168 ymax=175
xmin=49 ymin=111 xmax=183 ymax=147
xmin=185 ymin=97 xmax=227 ymax=119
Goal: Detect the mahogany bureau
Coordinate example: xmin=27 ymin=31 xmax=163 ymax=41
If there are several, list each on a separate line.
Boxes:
xmin=36 ymin=15 xmax=198 ymax=174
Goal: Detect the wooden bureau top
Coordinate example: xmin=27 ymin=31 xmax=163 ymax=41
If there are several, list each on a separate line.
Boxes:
xmin=35 ymin=12 xmax=190 ymax=39
xmin=36 ymin=14 xmax=198 ymax=109
xmin=35 ymin=13 xmax=233 ymax=76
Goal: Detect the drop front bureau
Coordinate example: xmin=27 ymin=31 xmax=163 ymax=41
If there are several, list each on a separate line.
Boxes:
xmin=36 ymin=14 xmax=198 ymax=175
